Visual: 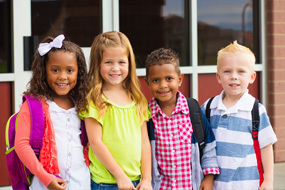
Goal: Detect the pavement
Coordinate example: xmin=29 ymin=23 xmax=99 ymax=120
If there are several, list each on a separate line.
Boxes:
xmin=0 ymin=162 xmax=284 ymax=189
xmin=274 ymin=162 xmax=285 ymax=190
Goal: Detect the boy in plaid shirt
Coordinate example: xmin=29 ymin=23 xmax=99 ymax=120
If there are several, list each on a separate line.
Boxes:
xmin=145 ymin=48 xmax=220 ymax=190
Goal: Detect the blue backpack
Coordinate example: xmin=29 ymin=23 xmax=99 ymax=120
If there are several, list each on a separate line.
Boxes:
xmin=5 ymin=95 xmax=88 ymax=190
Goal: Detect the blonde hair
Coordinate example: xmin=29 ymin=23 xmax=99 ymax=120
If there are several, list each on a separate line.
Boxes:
xmin=87 ymin=31 xmax=148 ymax=121
xmin=217 ymin=41 xmax=256 ymax=72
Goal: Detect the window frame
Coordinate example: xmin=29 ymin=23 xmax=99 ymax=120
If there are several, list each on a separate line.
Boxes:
xmin=133 ymin=0 xmax=266 ymax=105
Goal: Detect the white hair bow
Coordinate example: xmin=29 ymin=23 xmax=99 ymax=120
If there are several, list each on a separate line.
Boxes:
xmin=38 ymin=34 xmax=65 ymax=56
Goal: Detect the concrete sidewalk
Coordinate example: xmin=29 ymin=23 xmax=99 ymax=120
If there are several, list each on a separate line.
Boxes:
xmin=0 ymin=162 xmax=284 ymax=189
xmin=274 ymin=162 xmax=285 ymax=190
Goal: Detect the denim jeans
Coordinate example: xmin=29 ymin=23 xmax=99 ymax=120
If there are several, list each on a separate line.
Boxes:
xmin=91 ymin=179 xmax=140 ymax=190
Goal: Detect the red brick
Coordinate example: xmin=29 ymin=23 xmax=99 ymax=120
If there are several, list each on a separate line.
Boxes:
xmin=274 ymin=127 xmax=285 ymax=138
xmin=267 ymin=0 xmax=285 ymax=11
xmin=267 ymin=34 xmax=285 ymax=46
xmin=267 ymin=23 xmax=285 ymax=34
xmin=267 ymin=46 xmax=285 ymax=57
xmin=270 ymin=117 xmax=285 ymax=128
xmin=268 ymin=70 xmax=285 ymax=81
xmin=274 ymin=150 xmax=285 ymax=162
xmin=272 ymin=105 xmax=285 ymax=118
xmin=267 ymin=81 xmax=285 ymax=93
xmin=266 ymin=58 xmax=285 ymax=69
xmin=274 ymin=139 xmax=285 ymax=149
xmin=268 ymin=93 xmax=285 ymax=105
xmin=267 ymin=11 xmax=285 ymax=22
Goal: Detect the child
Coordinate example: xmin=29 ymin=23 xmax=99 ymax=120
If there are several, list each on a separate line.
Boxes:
xmin=145 ymin=48 xmax=220 ymax=190
xmin=201 ymin=41 xmax=277 ymax=190
xmin=80 ymin=31 xmax=152 ymax=190
xmin=15 ymin=34 xmax=90 ymax=190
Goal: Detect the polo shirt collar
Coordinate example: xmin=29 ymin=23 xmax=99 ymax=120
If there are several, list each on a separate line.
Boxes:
xmin=212 ymin=90 xmax=255 ymax=113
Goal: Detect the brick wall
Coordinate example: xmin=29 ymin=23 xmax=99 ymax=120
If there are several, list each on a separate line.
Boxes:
xmin=266 ymin=0 xmax=285 ymax=162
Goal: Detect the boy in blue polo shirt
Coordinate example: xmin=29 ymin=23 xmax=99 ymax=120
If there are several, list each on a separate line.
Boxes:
xmin=201 ymin=41 xmax=277 ymax=190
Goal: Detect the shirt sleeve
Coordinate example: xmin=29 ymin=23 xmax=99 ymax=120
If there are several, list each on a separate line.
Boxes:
xmin=203 ymin=167 xmax=220 ymax=175
xmin=200 ymin=111 xmax=220 ymax=174
xmin=79 ymin=101 xmax=103 ymax=125
xmin=258 ymin=104 xmax=277 ymax=148
xmin=14 ymin=101 xmax=55 ymax=187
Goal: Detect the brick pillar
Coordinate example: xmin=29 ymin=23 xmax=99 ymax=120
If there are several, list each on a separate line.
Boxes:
xmin=266 ymin=0 xmax=285 ymax=162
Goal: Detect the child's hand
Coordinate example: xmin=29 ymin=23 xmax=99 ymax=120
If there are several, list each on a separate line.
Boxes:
xmin=260 ymin=180 xmax=273 ymax=190
xmin=47 ymin=177 xmax=67 ymax=190
xmin=116 ymin=173 xmax=136 ymax=190
xmin=199 ymin=174 xmax=214 ymax=190
xmin=136 ymin=179 xmax=152 ymax=190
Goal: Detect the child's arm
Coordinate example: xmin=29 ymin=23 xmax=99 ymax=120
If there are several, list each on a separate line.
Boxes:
xmin=199 ymin=174 xmax=214 ymax=190
xmin=199 ymin=111 xmax=220 ymax=190
xmin=136 ymin=121 xmax=152 ymax=190
xmin=260 ymin=144 xmax=274 ymax=190
xmin=85 ymin=117 xmax=136 ymax=190
xmin=15 ymin=102 xmax=66 ymax=189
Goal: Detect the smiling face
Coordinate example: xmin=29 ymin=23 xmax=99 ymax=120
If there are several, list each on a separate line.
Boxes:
xmin=100 ymin=47 xmax=129 ymax=89
xmin=46 ymin=51 xmax=78 ymax=98
xmin=146 ymin=63 xmax=183 ymax=107
xmin=216 ymin=53 xmax=256 ymax=99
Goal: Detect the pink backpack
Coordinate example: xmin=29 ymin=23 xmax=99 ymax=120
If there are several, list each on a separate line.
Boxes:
xmin=5 ymin=95 xmax=88 ymax=190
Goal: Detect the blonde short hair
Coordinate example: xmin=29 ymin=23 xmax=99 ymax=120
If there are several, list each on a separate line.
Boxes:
xmin=217 ymin=41 xmax=256 ymax=72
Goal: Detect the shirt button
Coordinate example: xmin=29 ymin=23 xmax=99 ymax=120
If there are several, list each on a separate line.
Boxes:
xmin=168 ymin=119 xmax=171 ymax=123
xmin=67 ymin=118 xmax=70 ymax=122
xmin=172 ymin=149 xmax=175 ymax=153
xmin=68 ymin=153 xmax=71 ymax=156
xmin=173 ymin=165 xmax=176 ymax=168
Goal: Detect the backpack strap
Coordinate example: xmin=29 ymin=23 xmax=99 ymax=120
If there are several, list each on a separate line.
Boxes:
xmin=147 ymin=98 xmax=206 ymax=158
xmin=252 ymin=99 xmax=260 ymax=137
xmin=23 ymin=95 xmax=45 ymax=157
xmin=80 ymin=120 xmax=88 ymax=147
xmin=251 ymin=99 xmax=263 ymax=186
xmin=205 ymin=97 xmax=214 ymax=123
xmin=69 ymin=96 xmax=89 ymax=147
xmin=147 ymin=119 xmax=155 ymax=141
xmin=186 ymin=98 xmax=205 ymax=157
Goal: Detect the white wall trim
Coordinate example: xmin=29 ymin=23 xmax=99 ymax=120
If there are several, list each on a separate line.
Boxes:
xmin=0 ymin=73 xmax=14 ymax=82
xmin=190 ymin=0 xmax=198 ymax=99
xmin=260 ymin=0 xmax=267 ymax=106
xmin=13 ymin=0 xmax=31 ymax=112
xmin=102 ymin=0 xmax=119 ymax=32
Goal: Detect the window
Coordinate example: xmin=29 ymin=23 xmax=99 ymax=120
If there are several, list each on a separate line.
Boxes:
xmin=0 ymin=0 xmax=11 ymax=73
xmin=120 ymin=0 xmax=189 ymax=67
xmin=197 ymin=0 xmax=260 ymax=66
xmin=31 ymin=0 xmax=102 ymax=47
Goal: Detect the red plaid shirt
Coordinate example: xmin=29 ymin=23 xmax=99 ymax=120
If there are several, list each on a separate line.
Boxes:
xmin=150 ymin=91 xmax=219 ymax=190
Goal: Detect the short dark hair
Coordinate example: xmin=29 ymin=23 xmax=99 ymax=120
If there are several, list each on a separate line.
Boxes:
xmin=145 ymin=48 xmax=180 ymax=78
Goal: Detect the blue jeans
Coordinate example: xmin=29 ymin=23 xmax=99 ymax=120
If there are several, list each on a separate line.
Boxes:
xmin=91 ymin=179 xmax=140 ymax=190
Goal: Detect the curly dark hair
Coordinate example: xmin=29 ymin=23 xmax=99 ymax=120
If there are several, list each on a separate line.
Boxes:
xmin=145 ymin=48 xmax=180 ymax=79
xmin=24 ymin=36 xmax=88 ymax=113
